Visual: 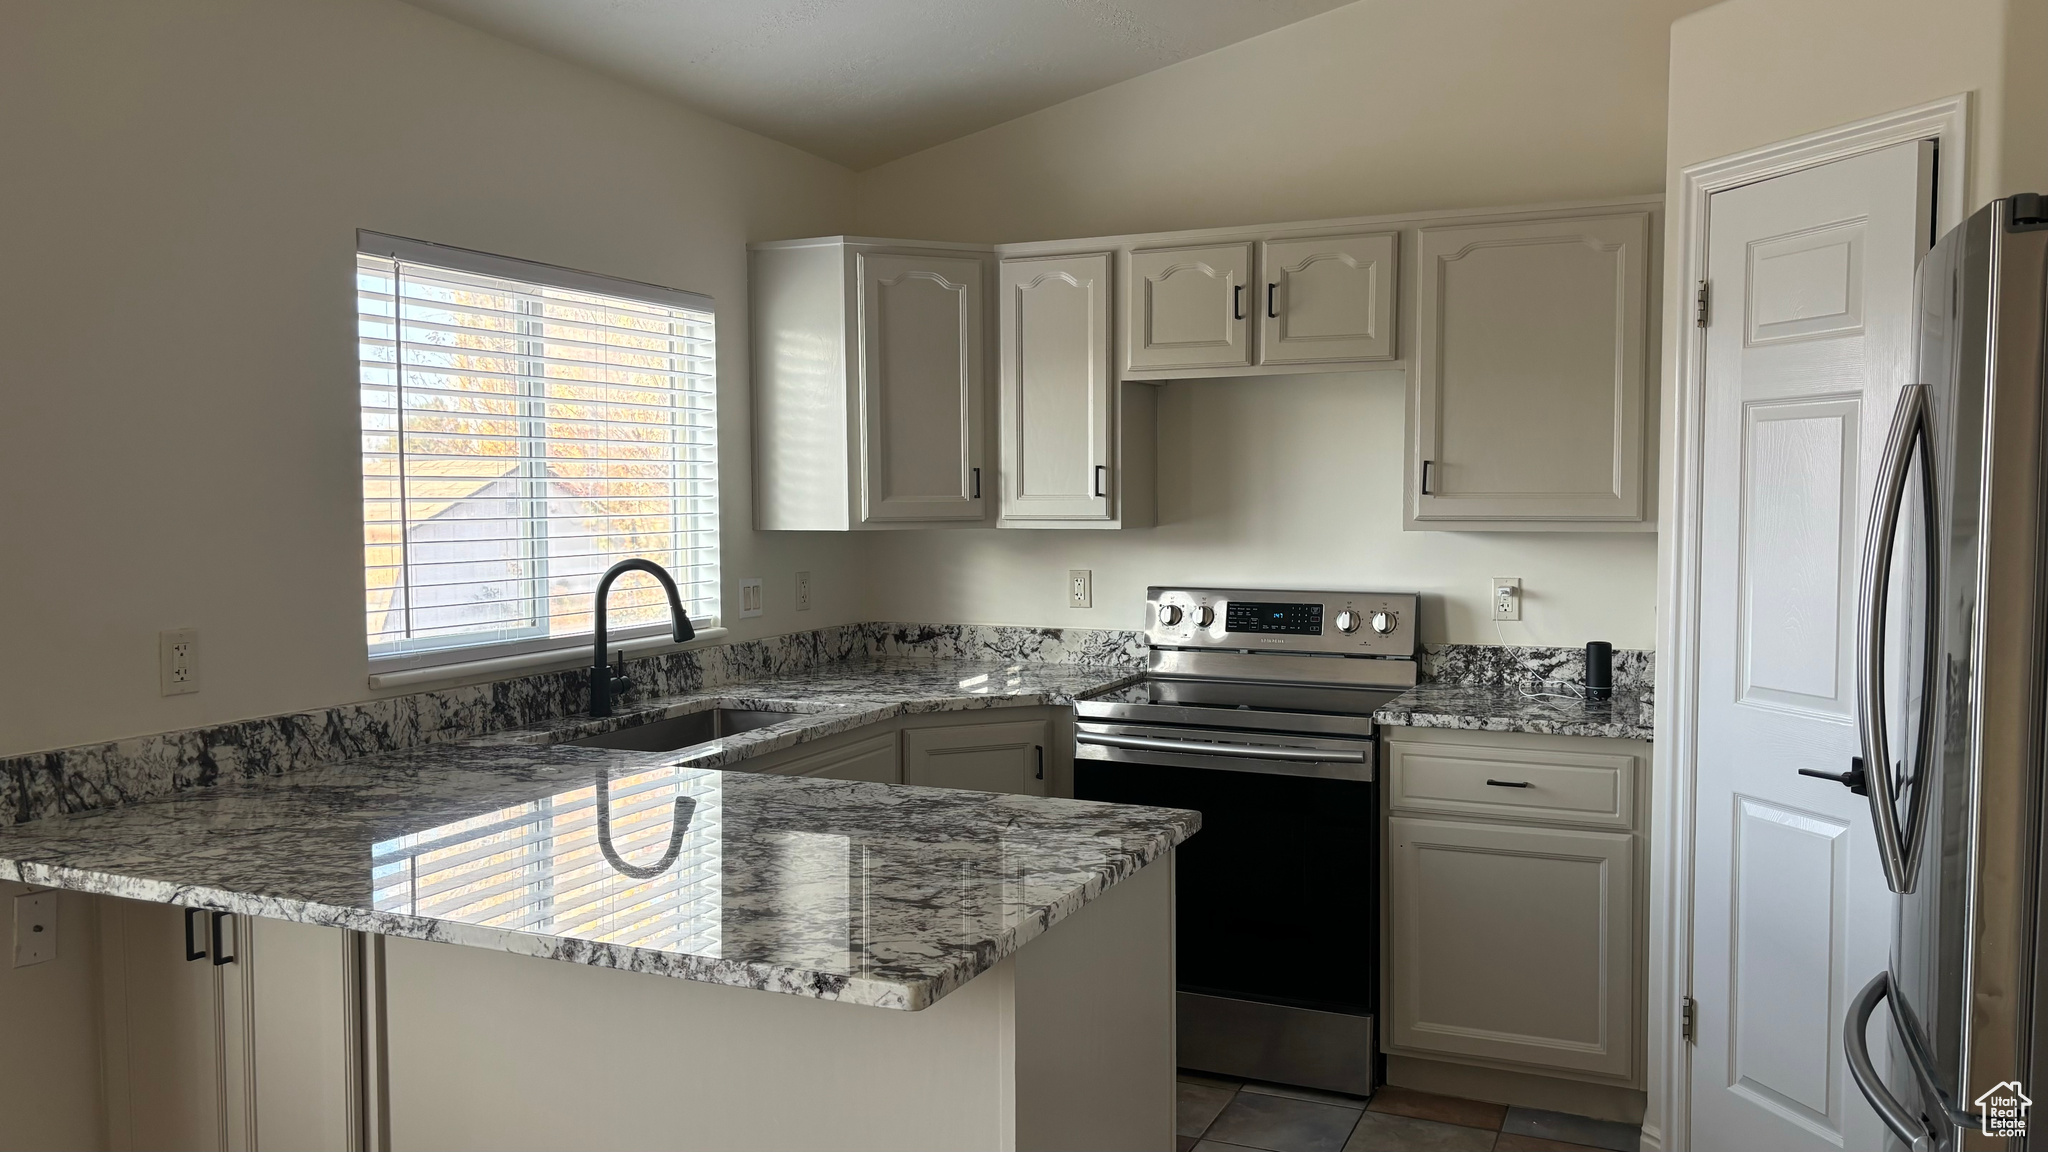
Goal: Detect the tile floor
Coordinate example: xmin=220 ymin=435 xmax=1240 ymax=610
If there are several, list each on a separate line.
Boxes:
xmin=1176 ymin=1073 xmax=1643 ymax=1152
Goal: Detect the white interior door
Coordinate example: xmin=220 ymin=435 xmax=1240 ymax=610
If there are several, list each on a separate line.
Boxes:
xmin=1688 ymin=140 xmax=1932 ymax=1151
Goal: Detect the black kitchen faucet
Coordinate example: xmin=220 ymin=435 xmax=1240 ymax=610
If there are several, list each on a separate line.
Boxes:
xmin=588 ymin=558 xmax=695 ymax=717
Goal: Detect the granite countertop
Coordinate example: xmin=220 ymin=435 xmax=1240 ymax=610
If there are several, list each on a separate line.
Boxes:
xmin=0 ymin=657 xmax=1194 ymax=1011
xmin=1374 ymin=681 xmax=1654 ymax=742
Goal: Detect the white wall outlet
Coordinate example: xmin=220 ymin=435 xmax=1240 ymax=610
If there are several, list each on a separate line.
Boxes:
xmin=13 ymin=890 xmax=55 ymax=967
xmin=1492 ymin=577 xmax=1522 ymax=622
xmin=794 ymin=571 xmax=811 ymax=612
xmin=1068 ymin=569 xmax=1092 ymax=609
xmin=160 ymin=628 xmax=199 ymax=696
xmin=738 ymin=577 xmax=764 ymax=619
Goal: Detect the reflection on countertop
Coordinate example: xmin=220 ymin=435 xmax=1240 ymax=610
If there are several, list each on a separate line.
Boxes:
xmin=0 ymin=656 xmax=1193 ymax=1010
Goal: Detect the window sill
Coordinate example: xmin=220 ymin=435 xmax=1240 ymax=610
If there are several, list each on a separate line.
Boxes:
xmin=367 ymin=627 xmax=731 ymax=692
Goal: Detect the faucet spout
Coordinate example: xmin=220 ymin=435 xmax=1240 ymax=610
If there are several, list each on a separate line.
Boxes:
xmin=589 ymin=558 xmax=696 ymax=717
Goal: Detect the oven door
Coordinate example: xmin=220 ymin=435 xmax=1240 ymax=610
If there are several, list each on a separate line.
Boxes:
xmin=1073 ymin=717 xmax=1376 ymax=1012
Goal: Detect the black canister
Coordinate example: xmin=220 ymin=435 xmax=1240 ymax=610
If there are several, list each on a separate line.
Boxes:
xmin=1585 ymin=641 xmax=1613 ymax=700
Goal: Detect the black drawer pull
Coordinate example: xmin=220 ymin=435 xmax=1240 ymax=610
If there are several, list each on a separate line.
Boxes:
xmin=1233 ymin=284 xmax=1244 ymax=320
xmin=210 ymin=911 xmax=235 ymax=966
xmin=184 ymin=907 xmax=207 ymax=962
xmin=1485 ymin=779 xmax=1531 ymax=788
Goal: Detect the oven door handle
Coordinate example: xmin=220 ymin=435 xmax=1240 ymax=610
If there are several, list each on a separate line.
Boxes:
xmin=1077 ymin=731 xmax=1368 ymax=763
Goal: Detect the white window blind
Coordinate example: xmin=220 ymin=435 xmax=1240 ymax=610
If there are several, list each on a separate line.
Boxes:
xmin=356 ymin=233 xmax=718 ymax=671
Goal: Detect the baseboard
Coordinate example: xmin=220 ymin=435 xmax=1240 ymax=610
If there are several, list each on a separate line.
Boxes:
xmin=1384 ymin=1055 xmax=1648 ymax=1125
xmin=1637 ymin=1121 xmax=1663 ymax=1152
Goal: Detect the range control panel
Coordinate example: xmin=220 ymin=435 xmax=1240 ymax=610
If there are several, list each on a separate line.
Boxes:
xmin=1146 ymin=587 xmax=1419 ymax=657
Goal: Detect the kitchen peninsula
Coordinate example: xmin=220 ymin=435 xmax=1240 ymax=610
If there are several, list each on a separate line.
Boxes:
xmin=0 ymin=641 xmax=1194 ymax=1152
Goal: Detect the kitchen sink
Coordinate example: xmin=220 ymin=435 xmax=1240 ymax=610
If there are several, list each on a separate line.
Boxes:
xmin=567 ymin=708 xmax=793 ymax=752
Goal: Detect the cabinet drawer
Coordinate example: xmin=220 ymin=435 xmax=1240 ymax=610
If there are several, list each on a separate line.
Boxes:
xmin=1386 ymin=737 xmax=1636 ymax=829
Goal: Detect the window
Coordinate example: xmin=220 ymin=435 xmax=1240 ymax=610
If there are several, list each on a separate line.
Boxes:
xmin=356 ymin=232 xmax=717 ymax=672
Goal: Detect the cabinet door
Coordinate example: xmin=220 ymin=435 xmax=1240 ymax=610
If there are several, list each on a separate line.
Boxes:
xmin=1258 ymin=232 xmax=1397 ymax=364
xmin=790 ymin=732 xmax=901 ymax=784
xmin=100 ymin=900 xmax=242 ymax=1152
xmin=857 ymin=252 xmax=987 ymax=523
xmin=999 ymin=253 xmax=1113 ymax=522
xmin=903 ymin=720 xmax=1050 ymax=796
xmin=1386 ymin=816 xmax=1635 ymax=1079
xmin=1126 ymin=243 xmax=1252 ymax=372
xmin=1411 ymin=212 xmax=1649 ymax=524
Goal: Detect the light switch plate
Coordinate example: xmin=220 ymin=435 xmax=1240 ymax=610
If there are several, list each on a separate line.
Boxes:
xmin=738 ymin=577 xmax=764 ymax=619
xmin=1492 ymin=577 xmax=1522 ymax=622
xmin=160 ymin=628 xmax=199 ymax=695
xmin=13 ymin=890 xmax=55 ymax=967
xmin=1068 ymin=569 xmax=1092 ymax=609
xmin=795 ymin=571 xmax=811 ymax=612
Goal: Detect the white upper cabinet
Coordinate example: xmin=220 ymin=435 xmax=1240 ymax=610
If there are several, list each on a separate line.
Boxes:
xmin=1125 ymin=243 xmax=1253 ymax=372
xmin=859 ymin=252 xmax=987 ymax=523
xmin=1409 ymin=210 xmax=1651 ymax=528
xmin=998 ymin=253 xmax=1114 ymax=523
xmin=1257 ymin=232 xmax=1398 ymax=365
xmin=751 ymin=238 xmax=990 ymax=531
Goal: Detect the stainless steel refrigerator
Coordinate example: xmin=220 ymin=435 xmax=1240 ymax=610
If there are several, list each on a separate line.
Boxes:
xmin=1843 ymin=194 xmax=2048 ymax=1151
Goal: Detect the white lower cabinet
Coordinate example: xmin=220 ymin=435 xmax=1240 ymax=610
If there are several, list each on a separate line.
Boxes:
xmin=1386 ymin=815 xmax=1635 ymax=1078
xmin=783 ymin=730 xmax=902 ymax=784
xmin=1382 ymin=728 xmax=1647 ymax=1088
xmin=99 ymin=899 xmax=352 ymax=1152
xmin=903 ymin=719 xmax=1051 ymax=796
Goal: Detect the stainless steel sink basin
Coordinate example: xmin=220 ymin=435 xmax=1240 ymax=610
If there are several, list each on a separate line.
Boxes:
xmin=567 ymin=708 xmax=792 ymax=752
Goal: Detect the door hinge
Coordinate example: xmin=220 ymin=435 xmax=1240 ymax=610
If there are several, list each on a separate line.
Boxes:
xmin=1681 ymin=996 xmax=1697 ymax=1043
xmin=1695 ymin=281 xmax=1711 ymax=328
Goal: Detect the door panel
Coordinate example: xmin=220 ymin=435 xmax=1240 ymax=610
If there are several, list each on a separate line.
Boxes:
xmin=1126 ymin=244 xmax=1252 ymax=371
xmin=1739 ymin=398 xmax=1860 ymax=715
xmin=999 ymin=253 xmax=1112 ymax=521
xmin=1727 ymin=798 xmax=1850 ymax=1133
xmin=1386 ymin=816 xmax=1634 ymax=1078
xmin=858 ymin=252 xmax=985 ymax=522
xmin=102 ymin=899 xmax=228 ymax=1152
xmin=903 ymin=720 xmax=1049 ymax=796
xmin=1258 ymin=233 xmax=1397 ymax=364
xmin=1411 ymin=212 xmax=1648 ymax=521
xmin=1688 ymin=139 xmax=1931 ymax=1152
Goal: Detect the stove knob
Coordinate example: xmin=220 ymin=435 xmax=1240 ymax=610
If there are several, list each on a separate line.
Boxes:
xmin=1370 ymin=610 xmax=1398 ymax=636
xmin=1158 ymin=604 xmax=1184 ymax=626
xmin=1335 ymin=609 xmax=1361 ymax=634
xmin=1194 ymin=604 xmax=1216 ymax=628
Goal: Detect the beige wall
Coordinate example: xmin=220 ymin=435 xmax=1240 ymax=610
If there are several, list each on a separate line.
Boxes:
xmin=0 ymin=0 xmax=858 ymax=758
xmin=0 ymin=884 xmax=104 ymax=1152
xmin=851 ymin=0 xmax=1690 ymax=647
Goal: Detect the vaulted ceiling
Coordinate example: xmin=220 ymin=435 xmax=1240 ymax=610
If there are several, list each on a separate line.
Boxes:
xmin=403 ymin=0 xmax=1357 ymax=169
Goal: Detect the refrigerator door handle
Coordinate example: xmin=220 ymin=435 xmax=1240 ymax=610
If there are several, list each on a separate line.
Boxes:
xmin=1847 ymin=972 xmax=1939 ymax=1152
xmin=1856 ymin=382 xmax=1941 ymax=893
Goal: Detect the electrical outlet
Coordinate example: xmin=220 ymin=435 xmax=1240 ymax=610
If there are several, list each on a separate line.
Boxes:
xmin=160 ymin=628 xmax=199 ymax=696
xmin=738 ymin=577 xmax=764 ymax=619
xmin=795 ymin=571 xmax=811 ymax=612
xmin=1068 ymin=569 xmax=1092 ymax=609
xmin=1492 ymin=577 xmax=1522 ymax=622
xmin=13 ymin=890 xmax=55 ymax=967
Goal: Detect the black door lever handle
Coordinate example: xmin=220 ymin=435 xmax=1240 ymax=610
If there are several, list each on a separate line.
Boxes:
xmin=1798 ymin=757 xmax=1869 ymax=796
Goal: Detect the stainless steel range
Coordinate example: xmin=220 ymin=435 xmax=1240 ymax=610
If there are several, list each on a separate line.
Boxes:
xmin=1073 ymin=586 xmax=1419 ymax=1097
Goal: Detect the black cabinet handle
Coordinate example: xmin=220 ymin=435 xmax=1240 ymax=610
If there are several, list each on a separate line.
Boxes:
xmin=1267 ymin=283 xmax=1278 ymax=318
xmin=1421 ymin=459 xmax=1435 ymax=495
xmin=1485 ymin=779 xmax=1531 ymax=788
xmin=970 ymin=467 xmax=981 ymax=499
xmin=1035 ymin=745 xmax=1044 ymax=781
xmin=1799 ymin=757 xmax=1870 ymax=796
xmin=184 ymin=907 xmax=207 ymax=962
xmin=1093 ymin=464 xmax=1107 ymax=498
xmin=210 ymin=911 xmax=235 ymax=966
xmin=1233 ymin=284 xmax=1244 ymax=320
